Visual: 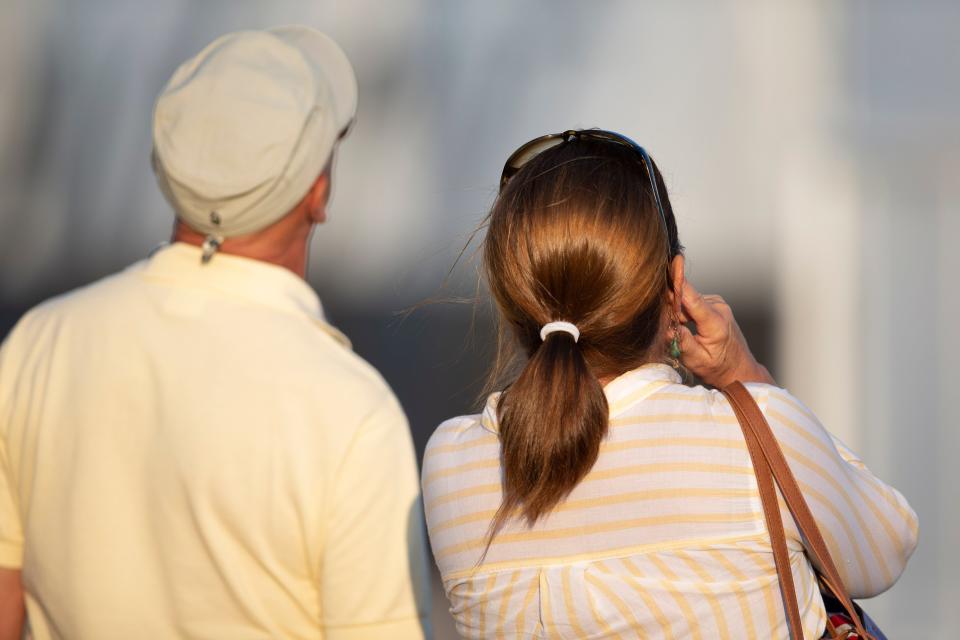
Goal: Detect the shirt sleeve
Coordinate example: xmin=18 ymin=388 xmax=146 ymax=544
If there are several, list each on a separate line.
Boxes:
xmin=321 ymin=392 xmax=432 ymax=640
xmin=758 ymin=385 xmax=919 ymax=598
xmin=0 ymin=336 xmax=24 ymax=569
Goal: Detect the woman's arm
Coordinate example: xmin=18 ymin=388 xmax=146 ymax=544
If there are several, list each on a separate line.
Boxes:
xmin=762 ymin=387 xmax=918 ymax=596
xmin=679 ymin=276 xmax=918 ymax=595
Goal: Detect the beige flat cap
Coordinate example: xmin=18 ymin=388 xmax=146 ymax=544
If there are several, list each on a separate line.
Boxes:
xmin=152 ymin=26 xmax=357 ymax=253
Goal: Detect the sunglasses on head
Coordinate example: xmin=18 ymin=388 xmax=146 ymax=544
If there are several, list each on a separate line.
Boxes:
xmin=499 ymin=129 xmax=672 ymax=256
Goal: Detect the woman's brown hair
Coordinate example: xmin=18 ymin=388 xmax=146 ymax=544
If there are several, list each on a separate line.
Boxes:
xmin=483 ymin=136 xmax=682 ymax=543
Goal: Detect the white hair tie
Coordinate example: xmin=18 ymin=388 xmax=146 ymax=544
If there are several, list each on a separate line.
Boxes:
xmin=540 ymin=321 xmax=580 ymax=343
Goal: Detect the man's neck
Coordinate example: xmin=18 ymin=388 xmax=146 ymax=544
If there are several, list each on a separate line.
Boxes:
xmin=172 ymin=219 xmax=313 ymax=279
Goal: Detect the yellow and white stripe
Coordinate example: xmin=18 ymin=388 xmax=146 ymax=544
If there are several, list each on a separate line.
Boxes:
xmin=423 ymin=363 xmax=919 ymax=638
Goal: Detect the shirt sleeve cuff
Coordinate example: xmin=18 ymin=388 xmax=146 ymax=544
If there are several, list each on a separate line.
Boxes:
xmin=0 ymin=540 xmax=23 ymax=569
xmin=325 ymin=616 xmax=431 ymax=640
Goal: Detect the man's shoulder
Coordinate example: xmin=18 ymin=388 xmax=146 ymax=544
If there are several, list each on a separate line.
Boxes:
xmin=6 ymin=263 xmax=146 ymax=340
xmin=305 ymin=339 xmax=395 ymax=405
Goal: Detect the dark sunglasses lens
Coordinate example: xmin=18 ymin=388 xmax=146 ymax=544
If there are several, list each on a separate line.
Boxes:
xmin=501 ymin=136 xmax=566 ymax=188
xmin=582 ymin=130 xmax=638 ymax=151
xmin=500 ymin=130 xmax=653 ymax=194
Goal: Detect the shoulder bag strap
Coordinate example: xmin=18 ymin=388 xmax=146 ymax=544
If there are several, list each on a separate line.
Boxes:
xmin=722 ymin=382 xmax=873 ymax=640
xmin=723 ymin=384 xmax=806 ymax=638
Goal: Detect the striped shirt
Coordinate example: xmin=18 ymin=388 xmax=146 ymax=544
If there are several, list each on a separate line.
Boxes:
xmin=422 ymin=364 xmax=918 ymax=639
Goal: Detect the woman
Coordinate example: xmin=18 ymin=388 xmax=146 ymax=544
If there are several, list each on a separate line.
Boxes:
xmin=422 ymin=130 xmax=918 ymax=638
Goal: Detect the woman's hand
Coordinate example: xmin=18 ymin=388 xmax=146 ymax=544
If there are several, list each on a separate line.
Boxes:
xmin=676 ymin=279 xmax=776 ymax=389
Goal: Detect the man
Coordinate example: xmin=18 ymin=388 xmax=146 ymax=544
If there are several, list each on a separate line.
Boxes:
xmin=0 ymin=27 xmax=430 ymax=639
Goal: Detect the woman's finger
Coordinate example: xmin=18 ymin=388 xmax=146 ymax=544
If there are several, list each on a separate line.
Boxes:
xmin=677 ymin=324 xmax=706 ymax=362
xmin=680 ymin=279 xmax=723 ymax=331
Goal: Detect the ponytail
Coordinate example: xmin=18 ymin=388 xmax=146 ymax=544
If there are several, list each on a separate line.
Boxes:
xmin=479 ymin=135 xmax=682 ymax=555
xmin=488 ymin=330 xmax=609 ymax=540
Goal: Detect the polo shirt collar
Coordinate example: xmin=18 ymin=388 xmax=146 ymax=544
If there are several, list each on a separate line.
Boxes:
xmin=140 ymin=243 xmax=351 ymax=349
xmin=479 ymin=363 xmax=681 ymax=434
xmin=602 ymin=363 xmax=682 ymax=415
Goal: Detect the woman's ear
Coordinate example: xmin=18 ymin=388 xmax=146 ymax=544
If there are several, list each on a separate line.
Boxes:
xmin=667 ymin=254 xmax=685 ymax=316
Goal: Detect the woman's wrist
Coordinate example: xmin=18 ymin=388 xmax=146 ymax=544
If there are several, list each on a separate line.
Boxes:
xmin=724 ymin=360 xmax=776 ymax=387
xmin=707 ymin=356 xmax=775 ymax=389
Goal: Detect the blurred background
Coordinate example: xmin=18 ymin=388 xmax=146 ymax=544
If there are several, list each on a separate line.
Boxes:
xmin=1 ymin=0 xmax=957 ymax=636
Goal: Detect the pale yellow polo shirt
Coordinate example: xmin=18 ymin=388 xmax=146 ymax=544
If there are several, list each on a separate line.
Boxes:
xmin=0 ymin=243 xmax=431 ymax=639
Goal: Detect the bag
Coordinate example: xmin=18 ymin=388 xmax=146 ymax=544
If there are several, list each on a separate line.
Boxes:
xmin=721 ymin=382 xmax=887 ymax=640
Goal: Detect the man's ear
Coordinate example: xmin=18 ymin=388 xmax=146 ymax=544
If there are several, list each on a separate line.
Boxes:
xmin=667 ymin=254 xmax=685 ymax=315
xmin=305 ymin=172 xmax=330 ymax=224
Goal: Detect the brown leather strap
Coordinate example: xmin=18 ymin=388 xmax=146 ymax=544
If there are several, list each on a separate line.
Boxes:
xmin=745 ymin=409 xmax=806 ymax=635
xmin=722 ymin=382 xmax=873 ymax=640
xmin=723 ymin=385 xmax=806 ymax=639
xmin=725 ymin=383 xmax=870 ymax=637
